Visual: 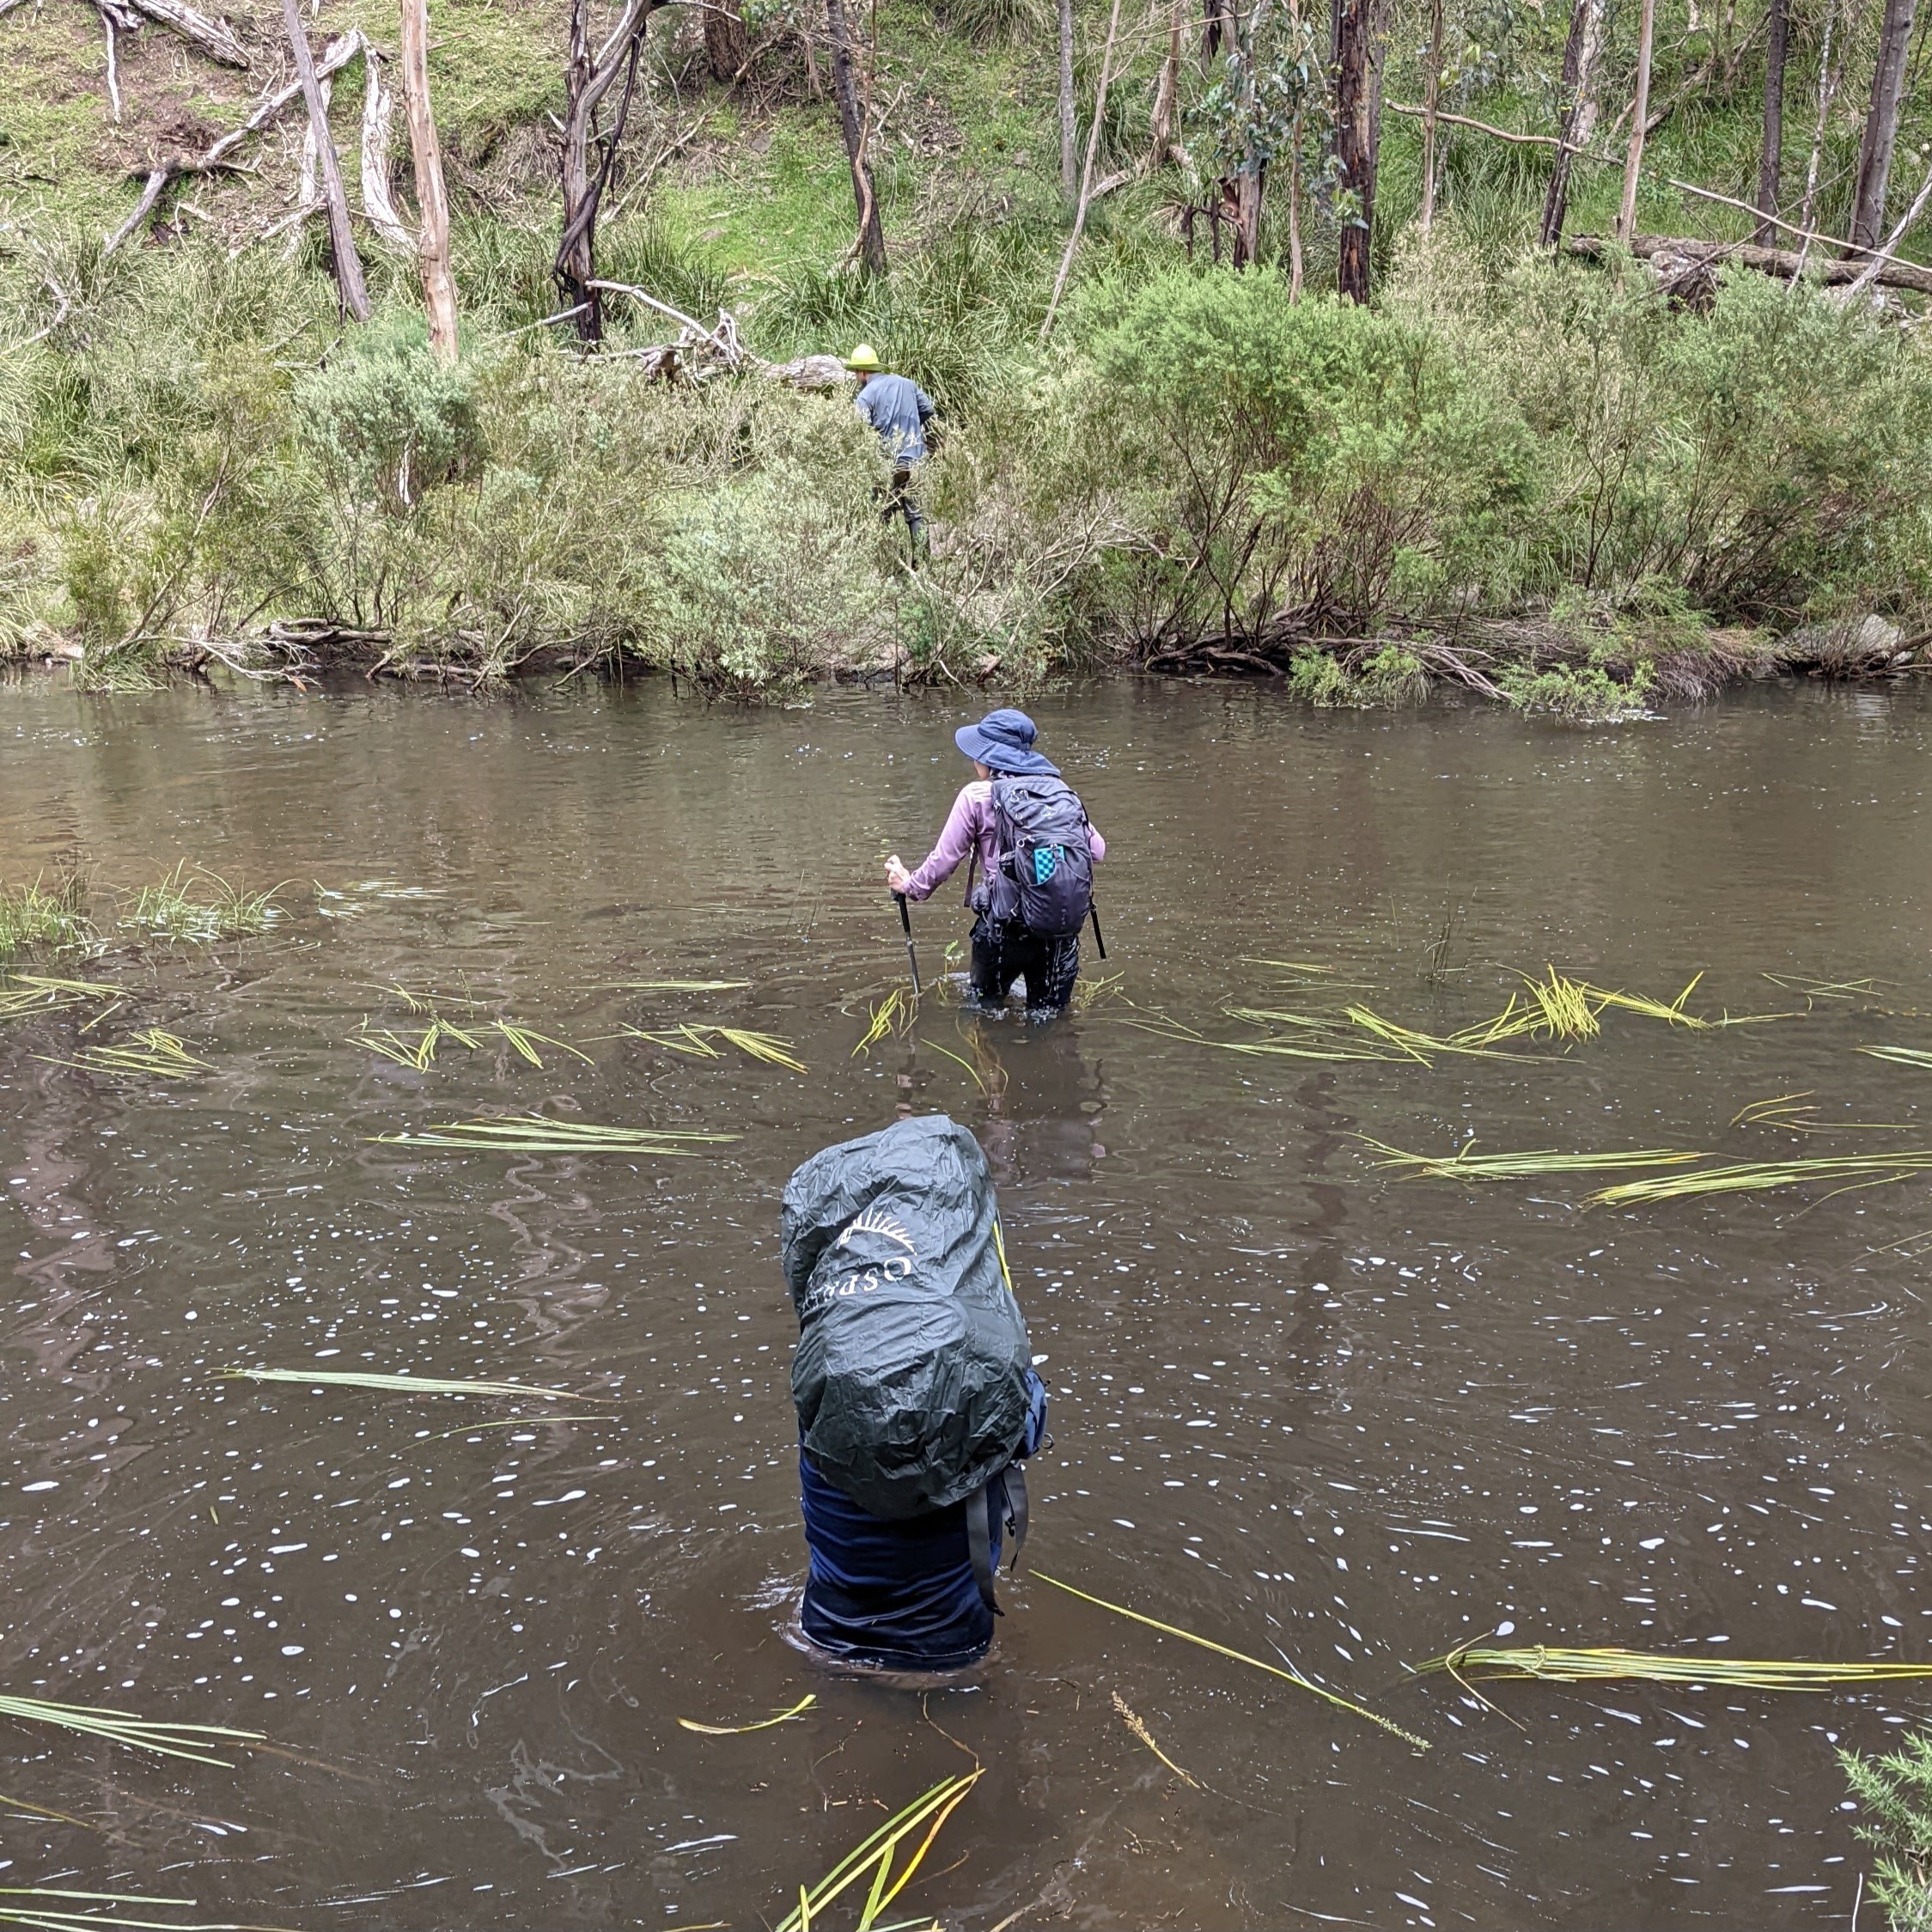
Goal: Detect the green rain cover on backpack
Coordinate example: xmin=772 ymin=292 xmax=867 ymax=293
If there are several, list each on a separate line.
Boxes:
xmin=782 ymin=1115 xmax=1033 ymax=1520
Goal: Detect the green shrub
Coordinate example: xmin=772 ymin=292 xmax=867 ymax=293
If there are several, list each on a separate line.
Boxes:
xmin=1841 ymin=1730 xmax=1932 ymax=1931
xmin=293 ymin=317 xmax=485 ymax=509
xmin=1070 ymin=265 xmax=1532 ymax=651
xmin=1496 ymin=659 xmax=1655 ymax=722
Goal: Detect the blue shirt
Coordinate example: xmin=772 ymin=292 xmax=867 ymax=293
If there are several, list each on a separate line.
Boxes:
xmin=855 ymin=373 xmax=935 ymax=464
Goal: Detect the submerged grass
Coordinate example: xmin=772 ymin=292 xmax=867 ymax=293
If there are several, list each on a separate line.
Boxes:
xmin=40 ymin=1029 xmax=210 ymax=1081
xmin=1033 ymin=1572 xmax=1429 ymax=1751
xmin=0 ymin=878 xmax=92 ymax=960
xmin=0 ymin=1891 xmax=289 ymax=1932
xmin=0 ymin=977 xmax=123 ymax=1025
xmin=374 ymin=1113 xmax=738 ymax=1155
xmin=621 ymin=1024 xmax=805 ymax=1071
xmin=1862 ymin=1045 xmax=1932 ymax=1070
xmin=222 ymin=1367 xmax=597 ymax=1399
xmin=853 ymin=987 xmax=914 ymax=1056
xmin=352 ymin=1016 xmax=589 ymax=1069
xmin=0 ymin=1694 xmax=264 ymax=1767
xmin=1588 ymin=1152 xmax=1932 ymax=1206
xmin=1358 ymin=1138 xmax=1706 ymax=1182
xmin=678 ymin=1694 xmax=816 ymax=1735
xmin=776 ymin=1769 xmax=981 ymax=1932
xmin=125 ymin=866 xmax=283 ymax=943
xmin=1415 ymin=1644 xmax=1932 ymax=1691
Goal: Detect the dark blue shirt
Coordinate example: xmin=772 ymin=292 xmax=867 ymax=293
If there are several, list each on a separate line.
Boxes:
xmin=799 ymin=1450 xmax=1004 ymax=1671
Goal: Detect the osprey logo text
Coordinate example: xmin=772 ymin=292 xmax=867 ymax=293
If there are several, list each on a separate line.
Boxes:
xmin=801 ymin=1204 xmax=919 ymax=1317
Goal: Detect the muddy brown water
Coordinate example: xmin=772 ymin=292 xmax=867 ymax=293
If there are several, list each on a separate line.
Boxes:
xmin=3 ymin=677 xmax=1931 ymax=1929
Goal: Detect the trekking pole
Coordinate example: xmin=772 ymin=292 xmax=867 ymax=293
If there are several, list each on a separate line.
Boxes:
xmin=894 ymin=892 xmax=923 ymax=996
xmin=1088 ymin=902 xmax=1108 ymax=961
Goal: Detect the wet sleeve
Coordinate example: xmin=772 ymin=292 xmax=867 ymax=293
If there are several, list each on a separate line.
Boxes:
xmin=901 ymin=788 xmax=981 ymax=901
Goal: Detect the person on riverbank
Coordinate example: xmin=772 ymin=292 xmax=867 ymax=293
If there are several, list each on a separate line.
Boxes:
xmin=846 ymin=344 xmax=934 ymax=547
xmin=886 ymin=709 xmax=1105 ymax=1018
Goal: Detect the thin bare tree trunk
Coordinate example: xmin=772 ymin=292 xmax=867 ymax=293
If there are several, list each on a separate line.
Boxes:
xmin=1059 ymin=0 xmax=1077 ymax=195
xmin=556 ymin=0 xmax=661 ymax=341
xmin=1419 ymin=0 xmax=1442 ymax=230
xmin=1617 ymin=0 xmax=1656 ymax=240
xmin=1042 ymin=0 xmax=1124 ymax=337
xmin=1335 ymin=0 xmax=1379 ymax=300
xmin=1850 ymin=0 xmax=1916 ymax=249
xmin=360 ymin=50 xmax=415 ymax=252
xmin=399 ymin=0 xmax=459 ymax=362
xmin=1539 ymin=0 xmax=1607 ymax=247
xmin=1754 ymin=0 xmax=1789 ymax=241
xmin=1794 ymin=0 xmax=1842 ymax=271
xmin=704 ymin=0 xmax=750 ymax=81
xmin=826 ymin=0 xmax=887 ymax=272
xmin=280 ymin=0 xmax=368 ymax=321
xmin=1149 ymin=0 xmax=1184 ymax=167
xmin=1288 ymin=111 xmax=1304 ymax=294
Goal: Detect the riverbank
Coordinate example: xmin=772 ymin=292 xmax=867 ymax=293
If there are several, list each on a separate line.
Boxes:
xmin=7 ymin=241 xmax=1932 ymax=717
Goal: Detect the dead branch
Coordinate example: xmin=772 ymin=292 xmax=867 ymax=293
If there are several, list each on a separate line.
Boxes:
xmin=1666 ymin=175 xmax=1932 ymax=281
xmin=281 ymin=0 xmax=367 ymax=319
xmin=96 ymin=2 xmax=123 ymax=121
xmin=123 ymin=0 xmax=247 ymax=65
xmin=4 ymin=277 xmax=73 ymax=353
xmin=358 ymin=45 xmax=415 ymax=253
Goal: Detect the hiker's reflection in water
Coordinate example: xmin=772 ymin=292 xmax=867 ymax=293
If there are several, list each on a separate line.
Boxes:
xmin=900 ymin=1010 xmax=1109 ymax=1202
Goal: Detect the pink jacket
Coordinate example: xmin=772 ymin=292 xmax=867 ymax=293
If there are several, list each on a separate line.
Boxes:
xmin=899 ymin=780 xmax=1106 ymax=905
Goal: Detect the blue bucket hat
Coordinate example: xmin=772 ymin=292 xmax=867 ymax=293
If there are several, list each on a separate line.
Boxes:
xmin=954 ymin=708 xmax=1059 ymax=777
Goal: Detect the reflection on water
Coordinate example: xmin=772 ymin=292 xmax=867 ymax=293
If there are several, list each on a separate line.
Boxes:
xmin=3 ymin=677 xmax=1931 ymax=1927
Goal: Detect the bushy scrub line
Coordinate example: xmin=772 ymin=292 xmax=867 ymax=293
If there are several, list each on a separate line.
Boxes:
xmin=3 ymin=226 xmax=1930 ymax=704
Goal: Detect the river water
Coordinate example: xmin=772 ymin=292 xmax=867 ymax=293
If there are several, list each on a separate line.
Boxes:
xmin=3 ymin=676 xmax=1929 ymax=1929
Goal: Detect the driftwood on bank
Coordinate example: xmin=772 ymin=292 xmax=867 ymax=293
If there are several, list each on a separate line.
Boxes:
xmin=125 ymin=0 xmax=247 ymax=64
xmin=281 ymin=0 xmax=368 ymax=320
xmin=1567 ymin=230 xmax=1932 ymax=296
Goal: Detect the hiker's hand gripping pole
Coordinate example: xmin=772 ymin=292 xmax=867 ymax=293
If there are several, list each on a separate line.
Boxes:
xmin=895 ymin=892 xmax=923 ymax=996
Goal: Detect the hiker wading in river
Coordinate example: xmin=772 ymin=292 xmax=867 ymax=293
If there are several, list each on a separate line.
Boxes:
xmin=847 ymin=343 xmax=934 ymax=548
xmin=886 ymin=709 xmax=1106 ymax=1017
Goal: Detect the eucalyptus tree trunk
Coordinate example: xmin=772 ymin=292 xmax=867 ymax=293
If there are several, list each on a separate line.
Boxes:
xmin=1334 ymin=0 xmax=1379 ymax=300
xmin=1849 ymin=0 xmax=1916 ymax=250
xmin=826 ymin=0 xmax=887 ymax=272
xmin=1539 ymin=0 xmax=1607 ymax=247
xmin=1419 ymin=0 xmax=1442 ymax=231
xmin=704 ymin=0 xmax=750 ymax=82
xmin=1753 ymin=0 xmax=1789 ymax=242
xmin=399 ymin=0 xmax=459 ymax=362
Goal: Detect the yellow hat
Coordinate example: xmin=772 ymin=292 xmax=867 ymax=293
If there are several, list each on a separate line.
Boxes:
xmin=844 ymin=342 xmax=881 ymax=372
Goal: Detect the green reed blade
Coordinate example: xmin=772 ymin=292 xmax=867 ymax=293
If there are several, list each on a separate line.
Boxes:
xmin=1413 ymin=1644 xmax=1932 ymax=1691
xmin=1861 ymin=1045 xmax=1932 ymax=1070
xmin=919 ymin=1039 xmax=987 ymax=1091
xmin=711 ymin=1027 xmax=808 ymax=1072
xmin=776 ymin=1771 xmax=980 ymax=1932
xmin=1033 ymin=1572 xmax=1429 ymax=1750
xmin=1589 ymin=1152 xmax=1932 ymax=1205
xmin=373 ymin=1114 xmax=737 ymax=1155
xmin=1357 ymin=1137 xmax=1706 ymax=1181
xmin=615 ymin=979 xmax=753 ymax=992
xmin=0 ymin=1694 xmax=265 ymax=1766
xmin=678 ymin=1694 xmax=817 ymax=1735
xmin=222 ymin=1367 xmax=600 ymax=1400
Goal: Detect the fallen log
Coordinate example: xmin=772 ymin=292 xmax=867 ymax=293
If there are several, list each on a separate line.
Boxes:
xmin=1568 ymin=230 xmax=1932 ymax=296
